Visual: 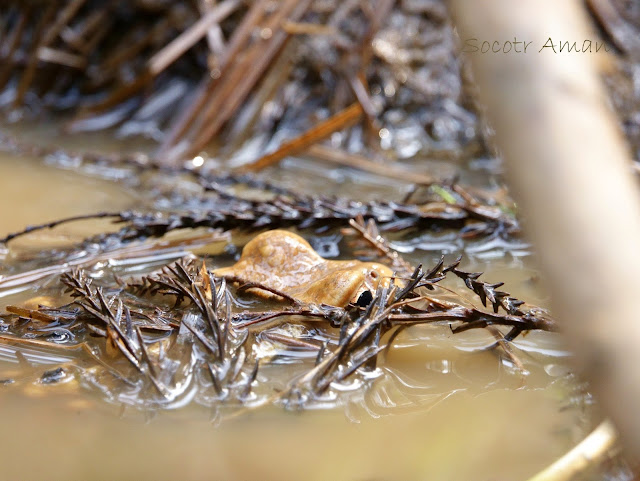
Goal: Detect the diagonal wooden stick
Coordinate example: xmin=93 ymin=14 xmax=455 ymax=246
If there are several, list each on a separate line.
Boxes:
xmin=239 ymin=103 xmax=363 ymax=172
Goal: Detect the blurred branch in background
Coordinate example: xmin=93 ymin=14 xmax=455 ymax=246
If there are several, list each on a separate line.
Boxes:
xmin=448 ymin=0 xmax=640 ymax=459
xmin=1 ymin=1 xmax=480 ymax=174
xmin=527 ymin=420 xmax=618 ymax=481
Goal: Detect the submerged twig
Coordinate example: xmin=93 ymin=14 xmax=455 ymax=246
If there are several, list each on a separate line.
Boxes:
xmin=526 ymin=420 xmax=618 ymax=481
xmin=240 ymin=103 xmax=363 ymax=172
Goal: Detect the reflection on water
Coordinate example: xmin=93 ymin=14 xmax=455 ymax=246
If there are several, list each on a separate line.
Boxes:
xmin=0 ymin=146 xmax=593 ymax=480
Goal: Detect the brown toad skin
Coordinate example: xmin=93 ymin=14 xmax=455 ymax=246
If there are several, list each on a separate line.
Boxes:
xmin=214 ymin=230 xmax=393 ymax=307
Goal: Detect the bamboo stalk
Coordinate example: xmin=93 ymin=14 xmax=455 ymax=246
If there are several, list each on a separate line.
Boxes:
xmin=449 ymin=0 xmax=640 ymax=456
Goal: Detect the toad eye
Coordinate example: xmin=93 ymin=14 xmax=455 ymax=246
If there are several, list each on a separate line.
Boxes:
xmin=356 ymin=290 xmax=373 ymax=307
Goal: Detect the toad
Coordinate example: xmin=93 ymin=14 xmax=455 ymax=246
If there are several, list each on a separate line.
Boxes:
xmin=214 ymin=230 xmax=394 ymax=307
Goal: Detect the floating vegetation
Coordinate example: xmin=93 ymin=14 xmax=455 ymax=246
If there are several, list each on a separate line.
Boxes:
xmin=0 ymin=1 xmax=544 ymax=417
xmin=0 ymin=221 xmax=556 ymax=415
xmin=0 ymin=153 xmax=518 ymax=258
xmin=3 ymin=1 xmax=637 ymax=478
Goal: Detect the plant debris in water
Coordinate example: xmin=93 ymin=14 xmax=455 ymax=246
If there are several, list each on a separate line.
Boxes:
xmin=0 ymin=3 xmax=638 ymax=480
xmin=0 ymin=220 xmax=555 ymax=415
xmin=0 ymin=0 xmax=558 ymax=401
xmin=0 ymin=0 xmax=481 ymax=164
xmin=0 ymin=150 xmax=518 ymax=254
xmin=2 ymin=0 xmax=626 ymax=420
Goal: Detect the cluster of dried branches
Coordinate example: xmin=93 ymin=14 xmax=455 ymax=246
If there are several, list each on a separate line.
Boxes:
xmin=0 ymin=176 xmax=517 ymax=251
xmin=0 ymin=221 xmax=555 ymax=411
xmin=0 ymin=0 xmax=519 ymax=265
xmin=4 ymin=261 xmax=258 ymax=406
xmin=1 ymin=0 xmax=481 ymax=167
xmin=0 ymin=0 xmax=575 ymax=414
xmin=4 ymin=0 xmax=636 ymax=169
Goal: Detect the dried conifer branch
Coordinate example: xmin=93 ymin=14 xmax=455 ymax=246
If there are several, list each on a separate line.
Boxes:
xmin=225 ymin=249 xmax=557 ymax=406
xmin=443 ymin=256 xmax=527 ymax=315
xmin=52 ymin=264 xmax=257 ymax=401
xmin=0 ymin=189 xmax=516 ymax=251
xmin=388 ymin=307 xmax=556 ymax=333
xmin=1 ymin=233 xmax=557 ymax=412
xmin=61 ymin=270 xmax=148 ymax=375
xmin=0 ymin=212 xmax=122 ymax=244
xmin=232 ymin=307 xmax=344 ymax=329
xmin=281 ymin=282 xmax=398 ymax=401
xmin=348 ymin=215 xmax=414 ymax=276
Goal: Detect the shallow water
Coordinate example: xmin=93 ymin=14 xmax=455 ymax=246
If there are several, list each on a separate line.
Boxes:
xmin=0 ymin=144 xmax=594 ymax=480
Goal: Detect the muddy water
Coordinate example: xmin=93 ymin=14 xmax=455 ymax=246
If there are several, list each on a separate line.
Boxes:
xmin=0 ymin=150 xmax=592 ymax=481
xmin=0 ymin=153 xmax=136 ymax=240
